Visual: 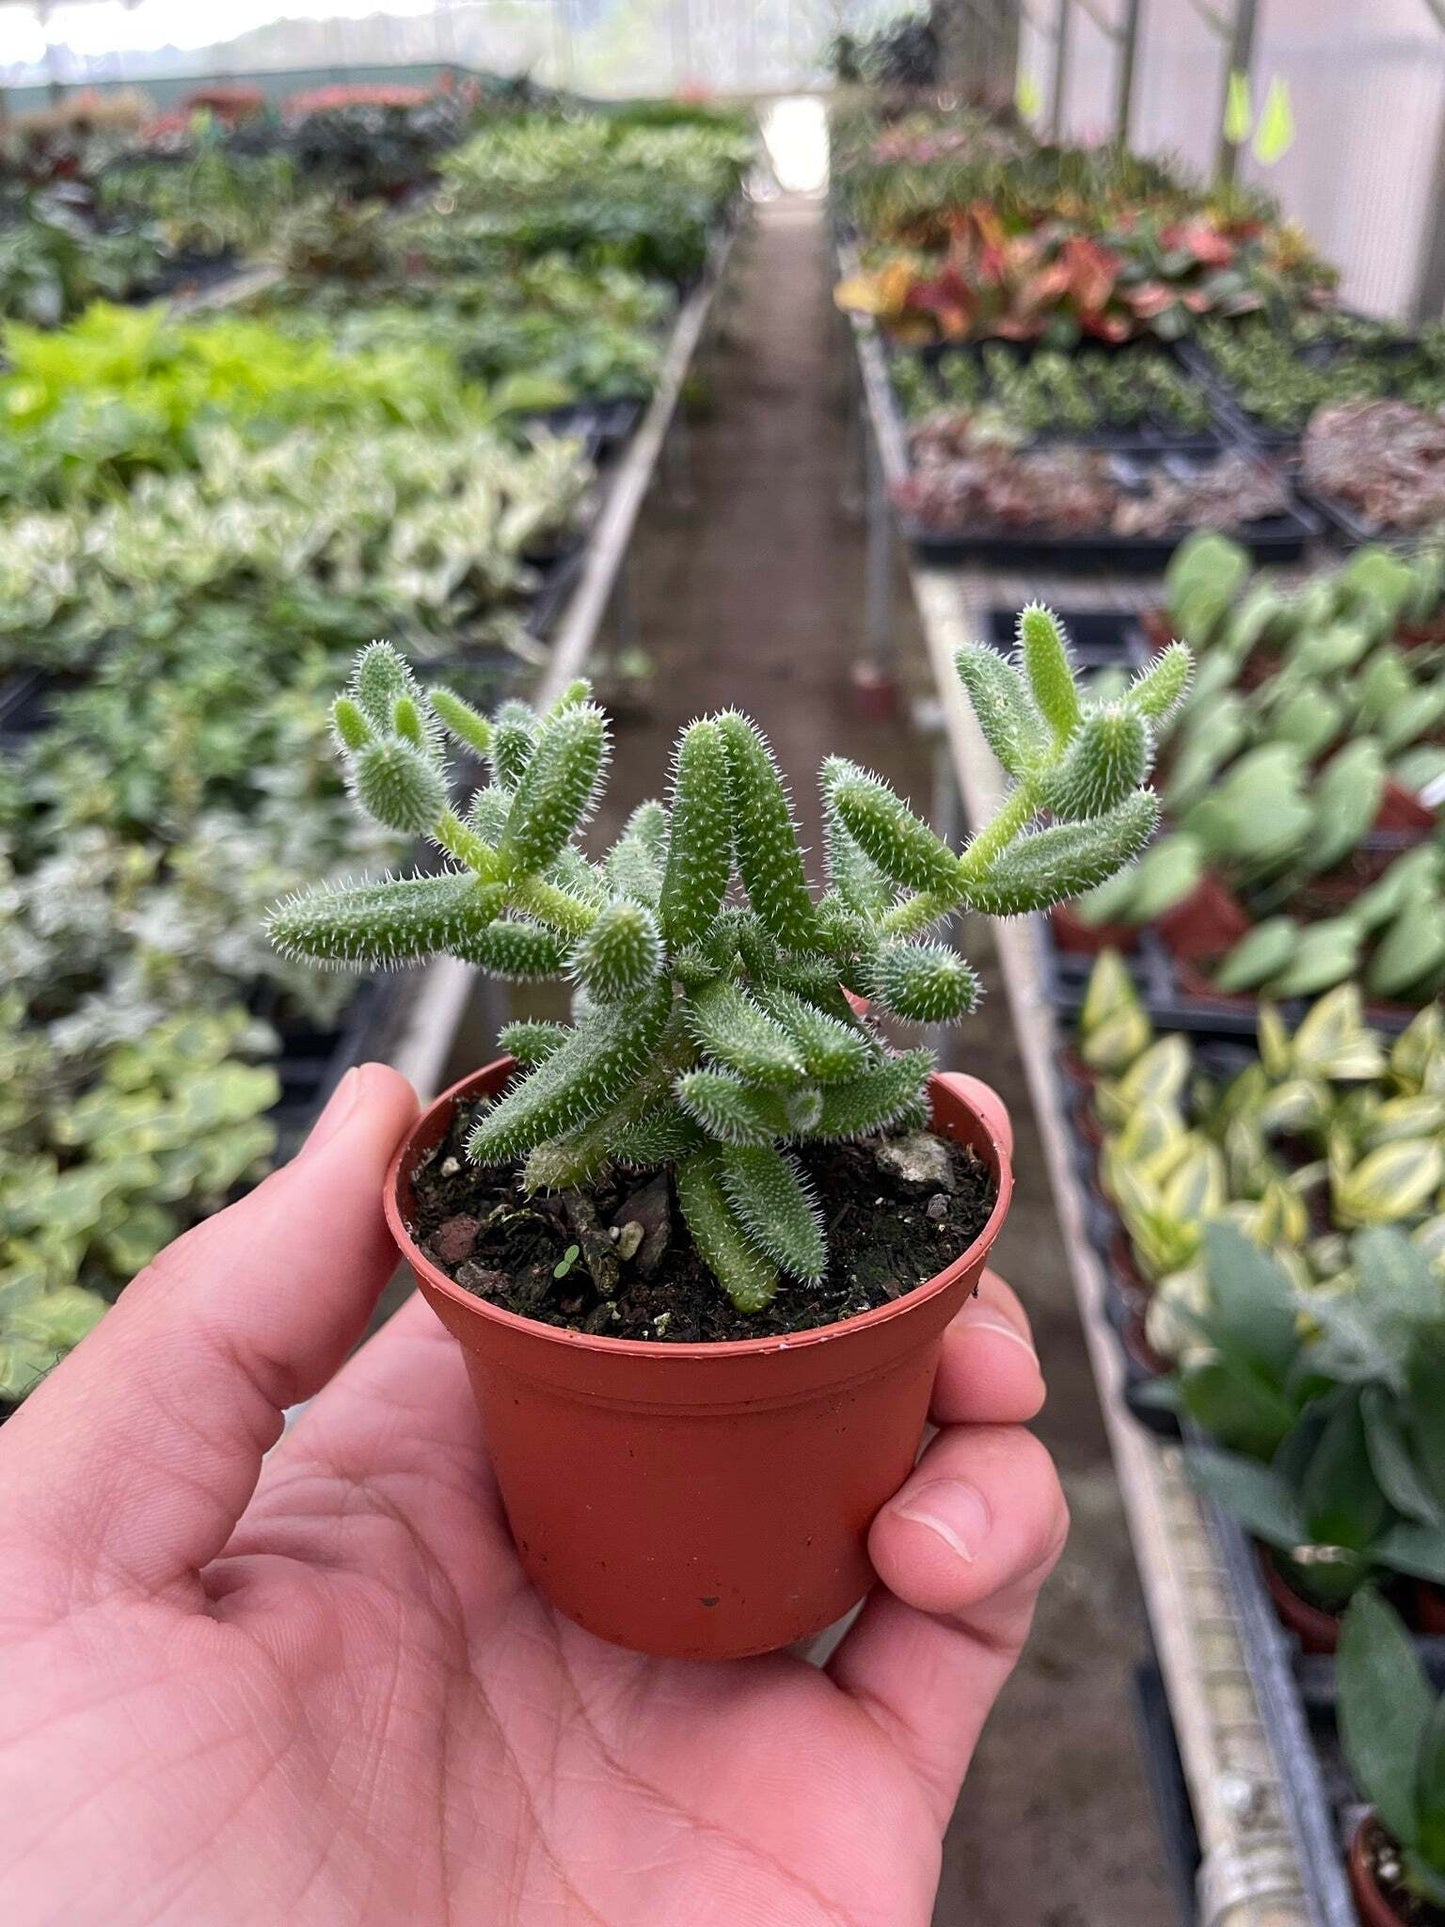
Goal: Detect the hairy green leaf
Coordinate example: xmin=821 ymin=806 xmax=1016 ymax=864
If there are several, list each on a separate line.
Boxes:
xmin=720 ymin=1143 xmax=825 ymax=1281
xmin=675 ymin=1150 xmax=779 ymax=1311
xmin=718 ymin=711 xmax=822 ymax=950
xmin=659 ymin=719 xmax=733 ymax=947
xmin=467 ymin=980 xmax=671 ymax=1163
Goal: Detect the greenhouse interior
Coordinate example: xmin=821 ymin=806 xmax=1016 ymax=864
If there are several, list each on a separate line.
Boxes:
xmin=1 ymin=3 xmax=1445 ymax=1924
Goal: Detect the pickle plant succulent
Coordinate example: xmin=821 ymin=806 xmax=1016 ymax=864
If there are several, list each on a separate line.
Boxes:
xmin=270 ymin=609 xmax=1189 ymax=1311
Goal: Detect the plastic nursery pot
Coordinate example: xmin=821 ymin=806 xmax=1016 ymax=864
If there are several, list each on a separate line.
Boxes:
xmin=1257 ymin=1544 xmax=1340 ymax=1655
xmin=1154 ymin=871 xmax=1252 ymax=965
xmin=1349 ymin=1817 xmax=1412 ymax=1927
xmin=385 ymin=1061 xmax=1015 ymax=1661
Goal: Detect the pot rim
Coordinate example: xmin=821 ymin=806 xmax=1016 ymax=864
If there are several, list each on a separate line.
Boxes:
xmin=385 ymin=1058 xmax=1014 ymax=1363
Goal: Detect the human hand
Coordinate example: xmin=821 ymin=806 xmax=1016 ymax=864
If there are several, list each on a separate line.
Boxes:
xmin=0 ymin=1063 xmax=1066 ymax=1927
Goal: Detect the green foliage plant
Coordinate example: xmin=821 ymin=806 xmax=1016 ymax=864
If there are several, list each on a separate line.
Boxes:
xmin=1339 ymin=1588 xmax=1445 ymax=1911
xmin=271 ymin=609 xmax=1189 ymax=1311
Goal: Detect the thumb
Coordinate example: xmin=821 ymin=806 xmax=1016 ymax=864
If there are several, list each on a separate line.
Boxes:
xmin=0 ymin=1064 xmax=417 ymax=1610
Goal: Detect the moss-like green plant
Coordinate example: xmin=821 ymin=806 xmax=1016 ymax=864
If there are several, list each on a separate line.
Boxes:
xmin=271 ymin=610 xmax=1188 ymax=1310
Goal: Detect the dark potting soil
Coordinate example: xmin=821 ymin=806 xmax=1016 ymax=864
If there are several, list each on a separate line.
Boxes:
xmin=407 ymin=1099 xmax=997 ymax=1342
xmin=1360 ymin=1816 xmax=1445 ymax=1926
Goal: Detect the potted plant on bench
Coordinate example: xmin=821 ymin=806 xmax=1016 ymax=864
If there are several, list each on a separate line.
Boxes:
xmin=268 ymin=607 xmax=1189 ymax=1657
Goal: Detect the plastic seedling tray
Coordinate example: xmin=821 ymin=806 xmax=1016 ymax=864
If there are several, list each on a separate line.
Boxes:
xmin=901 ymin=446 xmax=1316 ymax=572
xmin=891 ymin=337 xmax=1232 ymax=455
xmin=1038 ymin=912 xmax=1420 ymax=1040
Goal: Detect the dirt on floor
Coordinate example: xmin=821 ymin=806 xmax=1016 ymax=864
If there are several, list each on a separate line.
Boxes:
xmin=451 ymin=194 xmax=1179 ymax=1925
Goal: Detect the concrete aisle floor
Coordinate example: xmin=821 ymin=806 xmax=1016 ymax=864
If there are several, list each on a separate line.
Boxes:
xmin=584 ymin=196 xmax=1178 ymax=1925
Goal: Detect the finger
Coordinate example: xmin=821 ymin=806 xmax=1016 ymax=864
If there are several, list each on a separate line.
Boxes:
xmin=244 ymin=1289 xmax=505 ymax=1540
xmin=828 ymin=1424 xmax=1067 ymax=1830
xmin=0 ymin=1063 xmax=417 ymax=1607
xmin=929 ymin=1270 xmax=1044 ymax=1427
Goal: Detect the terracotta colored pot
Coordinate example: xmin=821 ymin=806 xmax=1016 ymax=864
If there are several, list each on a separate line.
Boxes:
xmin=1349 ymin=1817 xmax=1409 ymax=1927
xmin=1416 ymin=1582 xmax=1445 ymax=1636
xmin=1155 ymin=871 xmax=1252 ymax=965
xmin=1375 ymin=777 xmax=1437 ymax=835
xmin=385 ymin=1061 xmax=1015 ymax=1660
xmin=1258 ymin=1545 xmax=1340 ymax=1655
xmin=1050 ymin=900 xmax=1137 ymax=956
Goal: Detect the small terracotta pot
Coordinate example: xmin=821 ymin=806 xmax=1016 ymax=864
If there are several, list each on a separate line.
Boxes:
xmin=1349 ymin=1817 xmax=1409 ymax=1927
xmin=1416 ymin=1582 xmax=1445 ymax=1636
xmin=1258 ymin=1545 xmax=1340 ymax=1655
xmin=386 ymin=1061 xmax=1015 ymax=1660
xmin=1155 ymin=871 xmax=1252 ymax=965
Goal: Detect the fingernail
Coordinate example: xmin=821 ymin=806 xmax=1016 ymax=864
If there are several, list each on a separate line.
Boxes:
xmin=301 ymin=1065 xmax=361 ymax=1160
xmin=891 ymin=1479 xmax=992 ymax=1563
xmin=965 ymin=1311 xmax=1040 ymax=1364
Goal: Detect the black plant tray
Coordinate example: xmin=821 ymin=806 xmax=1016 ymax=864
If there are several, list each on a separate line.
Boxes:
xmin=523 ymin=397 xmax=645 ymax=459
xmin=895 ymin=337 xmax=1233 ymax=455
xmin=1039 ymin=914 xmax=1421 ymax=1040
xmin=984 ymin=605 xmax=1151 ymax=671
xmin=903 ymin=443 xmax=1316 ymax=571
xmin=0 ymin=667 xmax=65 ymax=746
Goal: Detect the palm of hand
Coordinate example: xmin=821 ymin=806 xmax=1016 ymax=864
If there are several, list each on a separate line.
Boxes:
xmin=0 ymin=1068 xmax=1061 ymax=1927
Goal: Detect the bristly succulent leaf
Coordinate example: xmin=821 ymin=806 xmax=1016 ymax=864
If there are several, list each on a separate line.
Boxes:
xmin=467 ymin=980 xmax=672 ymax=1164
xmin=497 ymin=703 xmax=608 ymax=879
xmin=268 ymin=872 xmax=504 ymax=969
xmin=352 ymin=740 xmax=447 ymax=836
xmin=874 ymin=942 xmax=981 ymax=1023
xmin=272 ymin=614 xmax=1182 ymax=1317
xmin=757 ymin=988 xmax=873 ymax=1081
xmin=332 ymin=696 xmax=371 ymax=752
xmin=428 ymin=685 xmax=493 ymax=758
xmin=688 ymin=980 xmax=806 ymax=1085
xmin=966 ymin=793 xmax=1159 ymax=916
xmin=1017 ymin=602 xmax=1081 ymax=741
xmin=952 ymin=643 xmax=1044 ymax=777
xmin=1127 ymin=642 xmax=1193 ymax=722
xmin=498 ymin=1020 xmax=569 ymax=1067
xmin=717 ymin=711 xmax=822 ymax=950
xmin=825 ymin=814 xmax=895 ymax=916
xmin=606 ymin=801 xmax=668 ymax=905
xmin=675 ymin=1068 xmax=789 ymax=1145
xmin=719 ymin=1143 xmax=826 ymax=1281
xmin=489 ymin=699 xmax=540 ymax=789
xmin=450 ymin=917 xmax=571 ymax=978
xmin=659 ymin=719 xmax=733 ymax=948
xmin=675 ymin=1151 xmax=779 ymax=1311
xmin=823 ymin=760 xmax=964 ymax=896
xmin=570 ymin=898 xmax=662 ymax=1003
xmin=353 ymin=641 xmax=414 ymax=728
xmin=1040 ymin=706 xmax=1151 ymax=821
xmin=813 ymin=1050 xmax=933 ymax=1140
xmin=609 ymin=1106 xmax=707 ymax=1168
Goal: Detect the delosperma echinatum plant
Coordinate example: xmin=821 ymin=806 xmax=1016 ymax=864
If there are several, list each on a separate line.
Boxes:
xmin=269 ymin=608 xmax=1191 ymax=1311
